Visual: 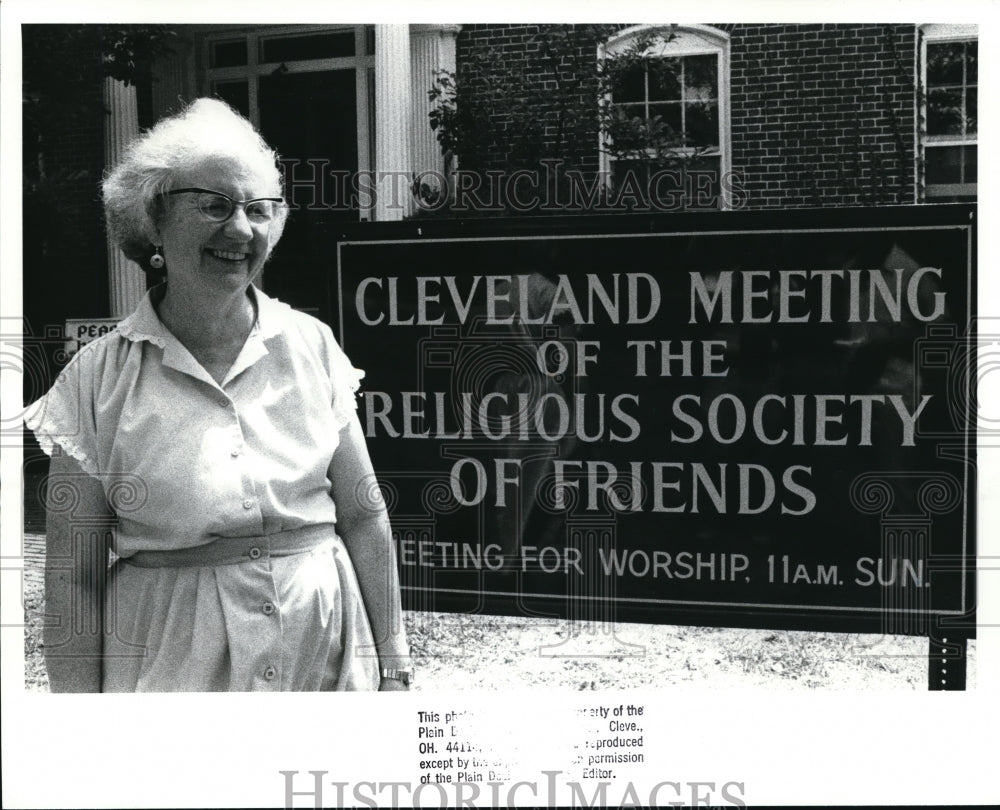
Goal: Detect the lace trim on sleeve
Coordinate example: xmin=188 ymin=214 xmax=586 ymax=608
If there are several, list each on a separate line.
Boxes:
xmin=24 ymin=400 xmax=99 ymax=475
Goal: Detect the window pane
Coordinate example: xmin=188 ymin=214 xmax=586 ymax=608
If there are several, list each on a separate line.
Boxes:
xmin=966 ymin=40 xmax=978 ymax=82
xmin=684 ymin=54 xmax=718 ymax=102
xmin=614 ymin=63 xmax=646 ymax=103
xmin=963 ymin=144 xmax=977 ymax=183
xmin=608 ymin=106 xmax=650 ymax=156
xmin=927 ymin=41 xmax=965 ymax=85
xmin=966 ymin=87 xmax=977 ymax=134
xmin=611 ymin=160 xmax=651 ymax=190
xmin=611 ymin=156 xmax=723 ymax=210
xmin=647 ymin=57 xmax=681 ymax=101
xmin=926 ymin=144 xmax=976 ymax=193
xmin=210 ymin=39 xmax=247 ymax=69
xmin=260 ymin=31 xmax=355 ymax=63
xmin=212 ymin=80 xmax=250 ymax=118
xmin=927 ymin=87 xmax=964 ymax=135
xmin=648 ymin=103 xmax=682 ymax=138
xmin=686 ymin=101 xmax=719 ymax=147
xmin=367 ymin=67 xmax=376 ymax=173
xmin=681 ymin=155 xmax=722 ymax=210
xmin=926 ymin=145 xmax=963 ymax=184
xmin=365 ymin=25 xmax=375 ymax=56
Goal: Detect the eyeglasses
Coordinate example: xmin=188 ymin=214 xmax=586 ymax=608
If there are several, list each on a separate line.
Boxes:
xmin=167 ymin=187 xmax=284 ymax=224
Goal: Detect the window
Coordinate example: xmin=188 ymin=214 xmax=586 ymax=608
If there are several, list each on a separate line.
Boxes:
xmin=921 ymin=25 xmax=977 ymax=201
xmin=202 ymin=25 xmax=374 ymax=181
xmin=600 ymin=25 xmax=731 ymax=209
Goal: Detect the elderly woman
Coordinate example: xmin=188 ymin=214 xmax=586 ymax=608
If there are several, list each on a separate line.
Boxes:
xmin=26 ymin=98 xmax=411 ymax=692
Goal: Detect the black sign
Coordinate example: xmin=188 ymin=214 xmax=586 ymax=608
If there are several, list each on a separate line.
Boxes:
xmin=335 ymin=206 xmax=976 ymax=635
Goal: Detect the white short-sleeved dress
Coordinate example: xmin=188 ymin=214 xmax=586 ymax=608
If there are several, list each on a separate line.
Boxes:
xmin=25 ymin=285 xmax=382 ymax=691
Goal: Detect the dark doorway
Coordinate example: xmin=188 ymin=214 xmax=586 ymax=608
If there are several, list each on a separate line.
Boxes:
xmin=259 ymin=68 xmax=359 ymax=323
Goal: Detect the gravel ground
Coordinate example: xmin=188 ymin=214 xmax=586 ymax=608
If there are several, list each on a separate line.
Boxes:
xmin=23 ymin=576 xmax=975 ymax=691
xmin=404 ymin=610 xmax=970 ymax=690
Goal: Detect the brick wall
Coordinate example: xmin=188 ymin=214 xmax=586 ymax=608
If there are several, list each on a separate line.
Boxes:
xmin=454 ymin=24 xmax=606 ymax=177
xmin=728 ymin=23 xmax=916 ymax=208
xmin=453 ymin=23 xmax=918 ymax=210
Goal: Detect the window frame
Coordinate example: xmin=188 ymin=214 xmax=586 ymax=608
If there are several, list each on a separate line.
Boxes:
xmin=919 ymin=23 xmax=978 ymax=201
xmin=201 ymin=25 xmax=375 ymax=184
xmin=598 ymin=24 xmax=732 ymax=209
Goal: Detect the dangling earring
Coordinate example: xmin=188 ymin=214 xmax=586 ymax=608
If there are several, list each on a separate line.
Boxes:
xmin=150 ymin=246 xmax=165 ymax=270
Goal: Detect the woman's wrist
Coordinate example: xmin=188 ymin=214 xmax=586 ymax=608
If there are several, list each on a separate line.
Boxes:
xmin=379 ymin=665 xmax=412 ymax=685
xmin=376 ymin=640 xmax=412 ymax=671
xmin=378 ymin=675 xmax=410 ymax=691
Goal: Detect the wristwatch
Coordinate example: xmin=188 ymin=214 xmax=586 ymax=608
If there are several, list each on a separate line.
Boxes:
xmin=380 ymin=667 xmax=413 ymax=686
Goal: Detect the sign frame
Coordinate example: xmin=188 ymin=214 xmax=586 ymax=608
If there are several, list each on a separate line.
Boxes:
xmin=333 ymin=204 xmax=976 ymax=642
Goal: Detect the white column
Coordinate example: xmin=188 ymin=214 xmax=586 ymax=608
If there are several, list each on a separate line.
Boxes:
xmin=409 ymin=24 xmax=461 ymax=206
xmin=103 ymin=78 xmax=145 ymax=317
xmin=374 ymin=25 xmax=413 ymax=221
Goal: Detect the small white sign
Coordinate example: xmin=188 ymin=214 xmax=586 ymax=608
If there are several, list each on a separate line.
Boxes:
xmin=64 ymin=317 xmax=119 ymax=357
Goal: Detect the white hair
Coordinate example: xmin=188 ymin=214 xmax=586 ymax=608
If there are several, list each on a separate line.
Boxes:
xmin=102 ymin=98 xmax=287 ymax=267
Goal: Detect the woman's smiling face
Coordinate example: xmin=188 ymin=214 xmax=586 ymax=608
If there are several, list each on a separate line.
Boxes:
xmin=155 ymin=155 xmax=279 ymax=293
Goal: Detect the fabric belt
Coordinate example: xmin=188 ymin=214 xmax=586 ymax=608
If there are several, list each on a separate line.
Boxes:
xmin=121 ymin=524 xmax=336 ymax=568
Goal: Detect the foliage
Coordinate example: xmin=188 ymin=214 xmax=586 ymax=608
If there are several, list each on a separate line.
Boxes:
xmin=23 ymin=25 xmax=178 ymax=140
xmin=427 ymin=24 xmax=722 ymax=210
xmin=594 ymin=26 xmax=710 ymax=167
xmin=23 ymin=26 xmax=179 ymax=193
xmin=22 ymin=26 xmax=180 ymax=278
xmin=100 ymin=25 xmax=179 ymax=87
